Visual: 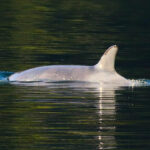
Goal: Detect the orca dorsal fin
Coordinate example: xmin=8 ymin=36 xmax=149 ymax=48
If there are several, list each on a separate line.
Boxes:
xmin=95 ymin=45 xmax=118 ymax=72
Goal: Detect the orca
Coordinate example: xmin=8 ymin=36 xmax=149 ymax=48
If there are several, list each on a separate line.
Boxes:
xmin=8 ymin=45 xmax=131 ymax=86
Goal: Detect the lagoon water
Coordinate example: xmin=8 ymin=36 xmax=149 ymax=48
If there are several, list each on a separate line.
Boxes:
xmin=0 ymin=0 xmax=150 ymax=150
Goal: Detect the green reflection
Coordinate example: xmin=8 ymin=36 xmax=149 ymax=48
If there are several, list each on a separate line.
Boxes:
xmin=0 ymin=1 xmax=150 ymax=149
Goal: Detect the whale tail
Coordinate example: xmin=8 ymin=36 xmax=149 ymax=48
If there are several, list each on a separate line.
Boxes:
xmin=95 ymin=45 xmax=118 ymax=72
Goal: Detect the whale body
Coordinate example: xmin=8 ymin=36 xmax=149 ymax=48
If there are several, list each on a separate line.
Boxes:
xmin=9 ymin=45 xmax=131 ymax=85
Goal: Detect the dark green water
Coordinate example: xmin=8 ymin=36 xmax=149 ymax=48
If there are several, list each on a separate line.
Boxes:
xmin=0 ymin=0 xmax=150 ymax=150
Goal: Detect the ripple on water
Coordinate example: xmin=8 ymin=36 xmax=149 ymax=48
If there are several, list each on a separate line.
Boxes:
xmin=129 ymin=79 xmax=150 ymax=87
xmin=0 ymin=71 xmax=13 ymax=82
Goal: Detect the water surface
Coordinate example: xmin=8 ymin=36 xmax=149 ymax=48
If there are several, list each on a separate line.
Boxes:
xmin=0 ymin=0 xmax=150 ymax=150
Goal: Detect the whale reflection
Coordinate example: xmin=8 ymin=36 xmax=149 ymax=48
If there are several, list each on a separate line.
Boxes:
xmin=97 ymin=84 xmax=119 ymax=149
xmin=10 ymin=81 xmax=123 ymax=149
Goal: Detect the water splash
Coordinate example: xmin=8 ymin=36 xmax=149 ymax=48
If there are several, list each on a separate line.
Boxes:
xmin=129 ymin=79 xmax=150 ymax=87
xmin=0 ymin=71 xmax=14 ymax=82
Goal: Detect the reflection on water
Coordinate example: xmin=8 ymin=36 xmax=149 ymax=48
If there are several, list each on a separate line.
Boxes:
xmin=98 ymin=87 xmax=116 ymax=149
xmin=0 ymin=72 xmax=150 ymax=149
xmin=0 ymin=82 xmax=120 ymax=150
xmin=0 ymin=0 xmax=150 ymax=150
xmin=0 ymin=77 xmax=150 ymax=150
xmin=98 ymin=85 xmax=117 ymax=149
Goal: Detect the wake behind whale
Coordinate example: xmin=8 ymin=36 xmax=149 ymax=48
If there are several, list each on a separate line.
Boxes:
xmin=0 ymin=45 xmax=149 ymax=87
